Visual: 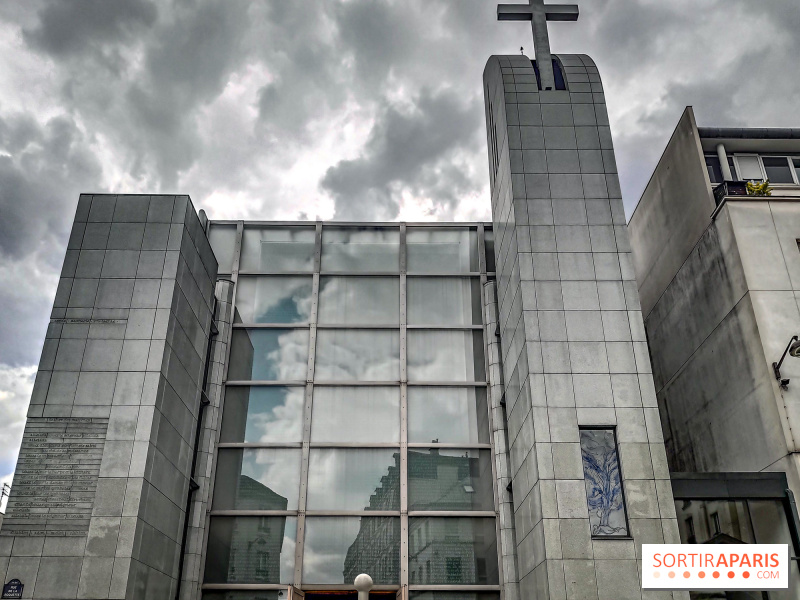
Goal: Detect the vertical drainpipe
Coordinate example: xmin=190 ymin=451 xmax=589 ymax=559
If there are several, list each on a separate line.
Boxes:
xmin=716 ymin=143 xmax=733 ymax=181
xmin=483 ymin=280 xmax=520 ymax=600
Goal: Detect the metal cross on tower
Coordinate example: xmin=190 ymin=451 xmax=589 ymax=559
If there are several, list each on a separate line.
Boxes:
xmin=498 ymin=0 xmax=579 ymax=91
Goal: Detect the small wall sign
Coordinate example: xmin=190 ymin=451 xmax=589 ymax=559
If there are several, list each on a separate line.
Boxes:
xmin=1 ymin=579 xmax=23 ymax=599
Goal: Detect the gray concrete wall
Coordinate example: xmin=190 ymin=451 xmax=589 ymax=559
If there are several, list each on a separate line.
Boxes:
xmin=484 ymin=280 xmax=519 ymax=600
xmin=646 ymin=209 xmax=789 ymax=475
xmin=628 ymin=107 xmax=715 ymax=318
xmin=640 ymin=193 xmax=800 ymax=499
xmin=727 ymin=201 xmax=800 ymax=461
xmin=0 ymin=194 xmax=217 ymax=599
xmin=484 ymin=53 xmax=683 ymax=600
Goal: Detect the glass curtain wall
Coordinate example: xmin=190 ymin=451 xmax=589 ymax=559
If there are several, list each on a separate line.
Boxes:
xmin=204 ymin=223 xmax=499 ymax=598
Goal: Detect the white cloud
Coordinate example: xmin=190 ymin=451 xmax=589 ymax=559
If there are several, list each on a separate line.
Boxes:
xmin=0 ymin=364 xmax=34 ymax=512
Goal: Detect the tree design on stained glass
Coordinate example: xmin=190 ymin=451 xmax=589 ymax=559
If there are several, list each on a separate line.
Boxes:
xmin=580 ymin=428 xmax=629 ymax=537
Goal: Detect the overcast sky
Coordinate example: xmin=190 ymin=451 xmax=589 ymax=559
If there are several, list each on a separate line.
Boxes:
xmin=0 ymin=0 xmax=797 ymax=505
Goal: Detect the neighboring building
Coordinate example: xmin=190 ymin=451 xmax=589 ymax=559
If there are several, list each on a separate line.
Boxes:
xmin=0 ymin=13 xmax=684 ymax=600
xmin=628 ymin=106 xmax=800 ymax=598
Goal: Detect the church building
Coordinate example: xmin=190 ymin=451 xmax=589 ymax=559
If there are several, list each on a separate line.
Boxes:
xmin=0 ymin=2 xmax=740 ymax=600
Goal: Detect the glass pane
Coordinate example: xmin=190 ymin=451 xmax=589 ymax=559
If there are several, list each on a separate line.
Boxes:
xmin=409 ymin=594 xmax=500 ymax=600
xmin=728 ymin=157 xmax=738 ymax=180
xmin=202 ymin=592 xmax=284 ymax=600
xmin=673 ymin=500 xmax=800 ymax=600
xmin=675 ymin=499 xmax=755 ymax=544
xmin=580 ymin=429 xmax=629 ymax=537
xmin=220 ymin=386 xmax=304 ymax=443
xmin=315 ymin=329 xmax=400 ymax=381
xmin=228 ymin=329 xmax=309 ymax=381
xmin=794 ymin=158 xmax=800 ymax=182
xmin=240 ymin=227 xmax=316 ymax=272
xmin=408 ymin=449 xmax=494 ymax=511
xmin=202 ymin=593 xmax=284 ymax=600
xmin=750 ymin=500 xmax=794 ymax=546
xmin=407 ymin=277 xmax=482 ymax=325
xmin=204 ymin=516 xmax=296 ymax=584
xmin=407 ymin=331 xmax=485 ymax=382
xmin=484 ymin=229 xmax=495 ymax=272
xmin=408 ymin=517 xmax=499 ymax=585
xmin=704 ymin=155 xmax=723 ymax=184
xmin=318 ymin=276 xmax=399 ymax=324
xmin=235 ymin=276 xmax=313 ymax=324
xmin=307 ymin=449 xmax=400 ymax=511
xmin=408 ymin=387 xmax=489 ymax=444
xmin=763 ymin=156 xmax=794 ymax=183
xmin=311 ymin=387 xmax=400 ymax=443
xmin=303 ymin=517 xmax=400 ymax=584
xmin=322 ymin=227 xmax=399 ymax=272
xmin=407 ymin=228 xmax=478 ymax=273
xmin=212 ymin=449 xmax=301 ymax=510
xmin=208 ymin=225 xmax=237 ymax=273
xmin=736 ymin=155 xmax=763 ymax=181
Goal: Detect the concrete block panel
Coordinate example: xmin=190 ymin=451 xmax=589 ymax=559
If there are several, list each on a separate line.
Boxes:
xmin=113 ymin=196 xmax=150 ymax=223
xmin=0 ymin=193 xmax=217 ymax=600
xmin=485 ymin=53 xmax=680 ymax=599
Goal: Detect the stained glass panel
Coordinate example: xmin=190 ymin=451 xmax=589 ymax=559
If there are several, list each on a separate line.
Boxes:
xmin=580 ymin=428 xmax=628 ymax=537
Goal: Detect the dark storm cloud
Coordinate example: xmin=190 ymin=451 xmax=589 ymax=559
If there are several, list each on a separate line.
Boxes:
xmin=535 ymin=0 xmax=800 ymax=209
xmin=1 ymin=0 xmax=799 ymax=369
xmin=118 ymin=0 xmax=251 ymax=186
xmin=0 ymin=113 xmax=101 ymax=262
xmin=322 ymin=88 xmax=482 ymax=220
xmin=23 ymin=0 xmax=157 ymax=57
xmin=0 ymin=112 xmax=102 ymax=365
xmin=249 ymin=1 xmax=349 ymax=139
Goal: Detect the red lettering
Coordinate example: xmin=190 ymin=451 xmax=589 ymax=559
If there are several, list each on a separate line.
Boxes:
xmin=717 ymin=555 xmax=728 ymax=568
xmin=705 ymin=554 xmax=714 ymax=567
xmin=770 ymin=553 xmax=780 ymax=568
xmin=754 ymin=555 xmax=763 ymax=568
xmin=729 ymin=554 xmax=739 ymax=567
xmin=740 ymin=554 xmax=751 ymax=568
xmin=664 ymin=554 xmax=675 ymax=568
xmin=678 ymin=555 xmax=686 ymax=567
xmin=654 ymin=554 xmax=662 ymax=568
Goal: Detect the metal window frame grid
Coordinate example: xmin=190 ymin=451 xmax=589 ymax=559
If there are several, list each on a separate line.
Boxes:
xmin=201 ymin=221 xmax=503 ymax=596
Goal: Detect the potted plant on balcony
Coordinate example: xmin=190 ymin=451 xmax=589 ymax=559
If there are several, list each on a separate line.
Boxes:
xmin=746 ymin=180 xmax=772 ymax=196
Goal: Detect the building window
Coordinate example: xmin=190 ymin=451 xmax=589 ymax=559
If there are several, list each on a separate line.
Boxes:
xmin=240 ymin=226 xmax=316 ymax=272
xmin=207 ymin=222 xmax=499 ymax=591
xmin=208 ymin=224 xmax=237 ymax=274
xmin=710 ymin=511 xmax=721 ymax=535
xmin=321 ymin=226 xmax=400 ymax=272
xmin=704 ymin=155 xmax=738 ymax=184
xmin=234 ymin=276 xmax=313 ymax=324
xmin=579 ymin=428 xmax=629 ymax=537
xmin=204 ymin=516 xmax=297 ymax=584
xmin=734 ymin=154 xmax=764 ymax=181
xmin=446 ymin=557 xmax=463 ymax=583
xmin=762 ymin=156 xmax=795 ymax=184
xmin=255 ymin=550 xmax=269 ymax=576
xmin=685 ymin=516 xmax=696 ymax=544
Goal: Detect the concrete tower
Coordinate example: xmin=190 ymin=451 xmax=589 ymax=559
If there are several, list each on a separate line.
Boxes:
xmin=483 ymin=3 xmax=685 ymax=598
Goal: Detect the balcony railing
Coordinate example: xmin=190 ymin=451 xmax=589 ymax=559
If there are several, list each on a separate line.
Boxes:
xmin=713 ymin=180 xmax=749 ymax=206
